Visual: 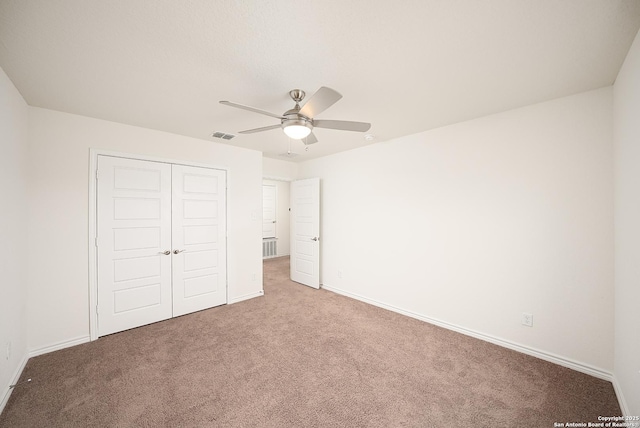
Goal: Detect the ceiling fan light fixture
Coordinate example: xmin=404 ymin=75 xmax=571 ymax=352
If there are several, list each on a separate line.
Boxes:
xmin=282 ymin=121 xmax=312 ymax=139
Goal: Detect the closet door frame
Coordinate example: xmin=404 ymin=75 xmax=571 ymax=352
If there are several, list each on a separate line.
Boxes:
xmin=88 ymin=149 xmax=229 ymax=341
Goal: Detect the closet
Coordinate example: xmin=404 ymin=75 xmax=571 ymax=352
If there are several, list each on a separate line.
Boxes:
xmin=96 ymin=155 xmax=226 ymax=336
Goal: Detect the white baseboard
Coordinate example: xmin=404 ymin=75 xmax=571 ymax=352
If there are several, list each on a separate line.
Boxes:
xmin=228 ymin=290 xmax=264 ymax=305
xmin=1 ymin=353 xmax=28 ymax=416
xmin=28 ymin=335 xmax=91 ymax=359
xmin=2 ymin=335 xmax=91 ymax=415
xmin=322 ymin=284 xmax=613 ymax=382
xmin=612 ymin=375 xmax=630 ymax=416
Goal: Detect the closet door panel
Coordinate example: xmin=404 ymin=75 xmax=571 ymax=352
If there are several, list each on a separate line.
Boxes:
xmin=97 ymin=156 xmax=173 ymax=336
xmin=172 ymin=165 xmax=227 ymax=316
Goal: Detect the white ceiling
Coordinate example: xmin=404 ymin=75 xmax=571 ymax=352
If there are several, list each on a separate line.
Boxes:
xmin=1 ymin=1 xmax=639 ymax=162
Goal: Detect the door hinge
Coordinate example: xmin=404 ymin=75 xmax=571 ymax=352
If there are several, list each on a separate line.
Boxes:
xmin=95 ymin=237 xmax=98 ymax=247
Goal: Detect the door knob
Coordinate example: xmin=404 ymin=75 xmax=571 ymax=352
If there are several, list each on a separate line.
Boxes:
xmin=173 ymin=249 xmax=185 ymax=254
xmin=158 ymin=250 xmax=171 ymax=255
xmin=311 ymin=237 xmax=319 ymax=241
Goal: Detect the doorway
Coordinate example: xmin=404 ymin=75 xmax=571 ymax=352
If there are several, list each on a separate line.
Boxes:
xmin=261 ymin=176 xmax=321 ymax=289
xmin=262 ymin=179 xmax=291 ymax=258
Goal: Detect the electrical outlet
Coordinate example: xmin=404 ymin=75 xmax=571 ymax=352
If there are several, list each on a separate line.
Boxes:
xmin=337 ymin=269 xmax=343 ymax=279
xmin=521 ymin=313 xmax=533 ymax=327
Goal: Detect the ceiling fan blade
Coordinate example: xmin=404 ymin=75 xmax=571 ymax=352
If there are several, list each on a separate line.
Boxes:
xmin=302 ymin=132 xmax=318 ymax=145
xmin=220 ymin=101 xmax=285 ymax=120
xmin=238 ymin=124 xmax=282 ymax=134
xmin=299 ymin=87 xmax=342 ymax=118
xmin=313 ymin=119 xmax=371 ymax=132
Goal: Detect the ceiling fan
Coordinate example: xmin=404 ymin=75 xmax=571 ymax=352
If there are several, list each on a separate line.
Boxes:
xmin=219 ymin=87 xmax=371 ymax=145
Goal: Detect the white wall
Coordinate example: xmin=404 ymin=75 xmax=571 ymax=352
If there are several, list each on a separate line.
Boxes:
xmin=298 ymin=88 xmax=614 ymax=373
xmin=613 ymin=29 xmax=640 ymax=416
xmin=0 ymin=67 xmax=29 ymax=410
xmin=263 ymin=157 xmax=298 ymax=181
xmin=27 ymin=108 xmax=263 ymax=353
xmin=263 ymin=179 xmax=290 ymax=256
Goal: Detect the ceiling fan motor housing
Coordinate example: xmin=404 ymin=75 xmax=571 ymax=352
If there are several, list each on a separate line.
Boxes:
xmin=282 ymin=110 xmax=312 ymax=126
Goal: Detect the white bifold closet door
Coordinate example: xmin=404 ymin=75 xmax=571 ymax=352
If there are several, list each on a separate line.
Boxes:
xmin=97 ymin=156 xmax=226 ymax=337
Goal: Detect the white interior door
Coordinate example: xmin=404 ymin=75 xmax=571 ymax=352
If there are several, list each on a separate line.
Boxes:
xmin=262 ymin=184 xmax=276 ymax=238
xmin=172 ymin=165 xmax=227 ymax=316
xmin=97 ymin=156 xmax=173 ymax=336
xmin=290 ymin=178 xmax=320 ymax=289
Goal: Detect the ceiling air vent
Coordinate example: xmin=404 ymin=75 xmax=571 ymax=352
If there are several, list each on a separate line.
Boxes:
xmin=211 ymin=131 xmax=236 ymax=140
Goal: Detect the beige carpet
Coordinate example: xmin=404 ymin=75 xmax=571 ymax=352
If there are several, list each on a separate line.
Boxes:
xmin=0 ymin=256 xmax=620 ymax=427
